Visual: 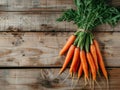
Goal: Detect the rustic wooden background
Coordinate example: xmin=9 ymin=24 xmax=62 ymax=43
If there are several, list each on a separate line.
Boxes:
xmin=0 ymin=0 xmax=119 ymax=90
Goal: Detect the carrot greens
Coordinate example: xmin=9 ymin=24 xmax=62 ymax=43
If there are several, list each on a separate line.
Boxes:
xmin=57 ymin=0 xmax=120 ymax=30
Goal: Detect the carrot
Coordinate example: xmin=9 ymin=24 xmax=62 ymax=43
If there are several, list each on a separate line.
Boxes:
xmin=72 ymin=58 xmax=80 ymax=73
xmin=93 ymin=39 xmax=108 ymax=79
xmin=59 ymin=35 xmax=76 ymax=55
xmin=78 ymin=63 xmax=83 ymax=79
xmin=59 ymin=45 xmax=75 ymax=74
xmin=69 ymin=47 xmax=80 ymax=74
xmin=90 ymin=44 xmax=99 ymax=71
xmin=80 ymin=50 xmax=89 ymax=79
xmin=86 ymin=52 xmax=96 ymax=80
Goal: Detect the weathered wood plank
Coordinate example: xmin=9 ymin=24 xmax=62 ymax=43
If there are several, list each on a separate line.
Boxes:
xmin=0 ymin=12 xmax=76 ymax=32
xmin=110 ymin=0 xmax=120 ymax=6
xmin=0 ymin=32 xmax=119 ymax=67
xmin=0 ymin=0 xmax=119 ymax=12
xmin=0 ymin=0 xmax=74 ymax=12
xmin=0 ymin=68 xmax=119 ymax=90
xmin=0 ymin=12 xmax=119 ymax=31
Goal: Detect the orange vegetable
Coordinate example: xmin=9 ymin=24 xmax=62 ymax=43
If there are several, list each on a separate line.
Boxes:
xmin=59 ymin=35 xmax=76 ymax=55
xmin=78 ymin=63 xmax=83 ymax=79
xmin=59 ymin=45 xmax=75 ymax=74
xmin=69 ymin=47 xmax=80 ymax=74
xmin=73 ymin=59 xmax=80 ymax=73
xmin=93 ymin=39 xmax=108 ymax=79
xmin=86 ymin=52 xmax=96 ymax=80
xmin=80 ymin=50 xmax=89 ymax=79
xmin=90 ymin=44 xmax=99 ymax=71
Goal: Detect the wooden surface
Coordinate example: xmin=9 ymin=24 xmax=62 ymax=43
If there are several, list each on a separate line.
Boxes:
xmin=0 ymin=68 xmax=119 ymax=90
xmin=0 ymin=32 xmax=119 ymax=67
xmin=0 ymin=12 xmax=119 ymax=31
xmin=0 ymin=0 xmax=119 ymax=90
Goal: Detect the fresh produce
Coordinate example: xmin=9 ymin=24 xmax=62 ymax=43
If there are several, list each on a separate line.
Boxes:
xmin=93 ymin=39 xmax=108 ymax=79
xmin=57 ymin=0 xmax=120 ymax=89
xmin=59 ymin=35 xmax=76 ymax=55
xmin=59 ymin=45 xmax=75 ymax=74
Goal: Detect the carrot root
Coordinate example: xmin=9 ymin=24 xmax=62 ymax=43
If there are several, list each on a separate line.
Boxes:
xmin=61 ymin=73 xmax=70 ymax=84
xmin=59 ymin=35 xmax=76 ymax=55
xmin=95 ymin=80 xmax=102 ymax=89
xmin=107 ymin=78 xmax=109 ymax=90
xmin=92 ymin=80 xmax=95 ymax=90
xmin=59 ymin=45 xmax=75 ymax=74
xmin=80 ymin=50 xmax=89 ymax=80
xmin=86 ymin=52 xmax=96 ymax=80
xmin=93 ymin=39 xmax=108 ymax=79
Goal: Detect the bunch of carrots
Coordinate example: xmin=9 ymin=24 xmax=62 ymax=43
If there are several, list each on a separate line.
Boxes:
xmin=57 ymin=0 xmax=120 ymax=89
xmin=59 ymin=31 xmax=108 ymax=82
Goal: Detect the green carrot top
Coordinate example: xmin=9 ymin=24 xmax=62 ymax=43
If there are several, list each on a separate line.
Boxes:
xmin=57 ymin=0 xmax=120 ymax=31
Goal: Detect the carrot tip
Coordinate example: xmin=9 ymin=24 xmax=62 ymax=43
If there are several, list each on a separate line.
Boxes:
xmin=58 ymin=68 xmax=64 ymax=75
xmin=59 ymin=52 xmax=63 ymax=56
xmin=70 ymin=71 xmax=73 ymax=76
xmin=77 ymin=76 xmax=80 ymax=79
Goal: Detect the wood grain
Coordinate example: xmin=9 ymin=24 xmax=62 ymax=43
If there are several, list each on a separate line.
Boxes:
xmin=0 ymin=68 xmax=119 ymax=90
xmin=0 ymin=0 xmax=119 ymax=90
xmin=0 ymin=0 xmax=74 ymax=12
xmin=0 ymin=12 xmax=76 ymax=32
xmin=0 ymin=12 xmax=119 ymax=31
xmin=0 ymin=32 xmax=119 ymax=67
xmin=110 ymin=0 xmax=120 ymax=6
xmin=0 ymin=0 xmax=119 ymax=12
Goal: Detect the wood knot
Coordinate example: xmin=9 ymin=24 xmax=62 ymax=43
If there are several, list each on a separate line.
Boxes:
xmin=7 ymin=26 xmax=22 ymax=32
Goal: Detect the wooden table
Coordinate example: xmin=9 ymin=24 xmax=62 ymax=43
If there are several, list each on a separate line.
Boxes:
xmin=0 ymin=0 xmax=119 ymax=90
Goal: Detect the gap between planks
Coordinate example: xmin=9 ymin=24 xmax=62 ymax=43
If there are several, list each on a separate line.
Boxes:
xmin=0 ymin=67 xmax=119 ymax=69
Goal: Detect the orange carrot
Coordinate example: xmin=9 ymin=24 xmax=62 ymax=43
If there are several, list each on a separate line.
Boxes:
xmin=69 ymin=47 xmax=80 ymax=74
xmin=72 ymin=58 xmax=80 ymax=73
xmin=80 ymin=50 xmax=89 ymax=79
xmin=86 ymin=52 xmax=96 ymax=80
xmin=90 ymin=44 xmax=99 ymax=71
xmin=59 ymin=45 xmax=75 ymax=74
xmin=59 ymin=35 xmax=76 ymax=55
xmin=78 ymin=63 xmax=83 ymax=79
xmin=93 ymin=39 xmax=108 ymax=79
